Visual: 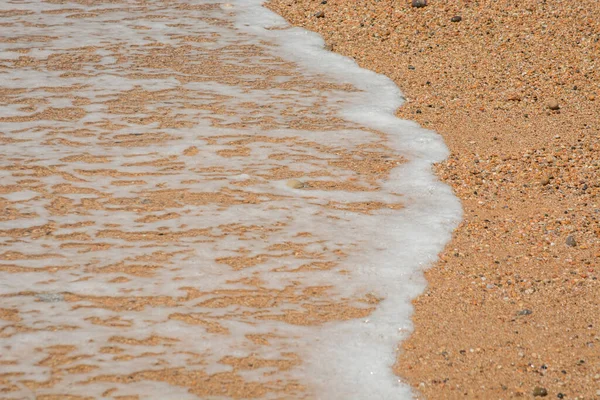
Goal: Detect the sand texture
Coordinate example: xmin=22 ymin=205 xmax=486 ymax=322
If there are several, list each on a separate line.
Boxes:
xmin=266 ymin=0 xmax=600 ymax=398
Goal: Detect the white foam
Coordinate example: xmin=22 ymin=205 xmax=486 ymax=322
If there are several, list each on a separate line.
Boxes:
xmin=0 ymin=1 xmax=460 ymax=399
xmin=225 ymin=7 xmax=462 ymax=396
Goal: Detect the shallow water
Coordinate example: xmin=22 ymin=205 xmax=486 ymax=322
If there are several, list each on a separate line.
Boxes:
xmin=0 ymin=1 xmax=461 ymax=399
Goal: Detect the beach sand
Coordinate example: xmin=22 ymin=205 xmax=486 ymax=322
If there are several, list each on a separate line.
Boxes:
xmin=1 ymin=2 xmax=446 ymax=398
xmin=266 ymin=0 xmax=600 ymax=398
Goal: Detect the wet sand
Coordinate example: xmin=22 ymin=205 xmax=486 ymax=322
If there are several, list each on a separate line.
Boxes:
xmin=267 ymin=0 xmax=600 ymax=398
xmin=1 ymin=2 xmax=438 ymax=398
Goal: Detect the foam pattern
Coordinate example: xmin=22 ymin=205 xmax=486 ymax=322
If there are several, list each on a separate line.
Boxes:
xmin=0 ymin=1 xmax=461 ymax=399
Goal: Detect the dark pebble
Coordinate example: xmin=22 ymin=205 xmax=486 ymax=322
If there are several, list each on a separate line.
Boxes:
xmin=321 ymin=0 xmax=327 ymax=3
xmin=314 ymin=11 xmax=325 ymax=18
xmin=517 ymin=309 xmax=533 ymax=316
xmin=533 ymin=387 xmax=548 ymax=397
xmin=557 ymin=393 xmax=564 ymax=399
xmin=411 ymin=0 xmax=427 ymax=8
xmin=451 ymin=15 xmax=462 ymax=22
xmin=565 ymin=235 xmax=577 ymax=247
xmin=408 ymin=65 xmax=415 ymax=70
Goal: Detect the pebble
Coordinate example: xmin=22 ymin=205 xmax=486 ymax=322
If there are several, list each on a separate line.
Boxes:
xmin=411 ymin=0 xmax=427 ymax=8
xmin=286 ymin=179 xmax=305 ymax=189
xmin=547 ymin=98 xmax=560 ymax=110
xmin=517 ymin=309 xmax=533 ymax=316
xmin=314 ymin=11 xmax=325 ymax=18
xmin=451 ymin=16 xmax=462 ymax=23
xmin=324 ymin=44 xmax=333 ymax=51
xmin=36 ymin=292 xmax=65 ymax=303
xmin=565 ymin=235 xmax=577 ymax=247
xmin=533 ymin=387 xmax=548 ymax=397
xmin=540 ymin=176 xmax=551 ymax=186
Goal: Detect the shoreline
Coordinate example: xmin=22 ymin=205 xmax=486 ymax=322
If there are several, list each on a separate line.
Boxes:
xmin=0 ymin=1 xmax=461 ymax=397
xmin=266 ymin=1 xmax=600 ymax=398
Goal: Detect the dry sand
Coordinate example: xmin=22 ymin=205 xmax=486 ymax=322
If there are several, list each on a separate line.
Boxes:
xmin=267 ymin=0 xmax=600 ymax=398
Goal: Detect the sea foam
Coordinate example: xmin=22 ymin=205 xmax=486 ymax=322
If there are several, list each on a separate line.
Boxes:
xmin=0 ymin=1 xmax=460 ymax=398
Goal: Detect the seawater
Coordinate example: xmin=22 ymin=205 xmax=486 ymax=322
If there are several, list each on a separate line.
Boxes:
xmin=0 ymin=1 xmax=461 ymax=399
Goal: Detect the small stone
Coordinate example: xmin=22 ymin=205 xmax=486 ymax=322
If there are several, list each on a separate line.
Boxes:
xmin=408 ymin=65 xmax=415 ymax=70
xmin=37 ymin=293 xmax=65 ymax=303
xmin=541 ymin=176 xmax=551 ymax=186
xmin=314 ymin=11 xmax=325 ymax=18
xmin=451 ymin=15 xmax=462 ymax=22
xmin=517 ymin=309 xmax=533 ymax=316
xmin=321 ymin=0 xmax=327 ymax=3
xmin=286 ymin=179 xmax=305 ymax=189
xmin=324 ymin=44 xmax=333 ymax=51
xmin=565 ymin=235 xmax=577 ymax=247
xmin=411 ymin=0 xmax=427 ymax=8
xmin=547 ymin=98 xmax=560 ymax=110
xmin=533 ymin=387 xmax=548 ymax=397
